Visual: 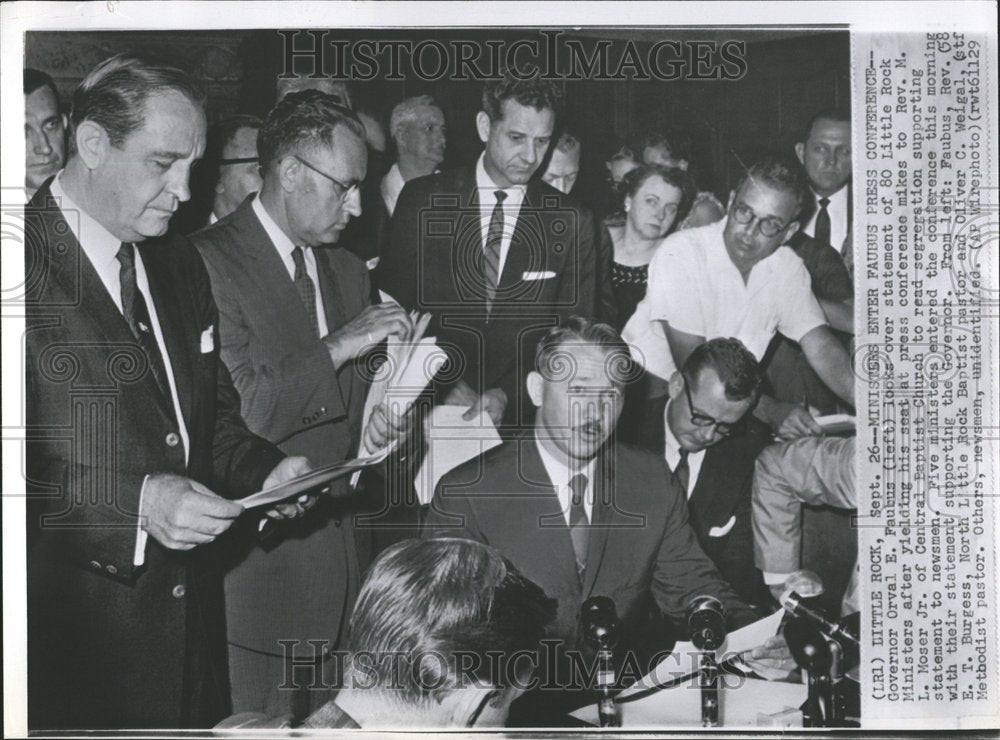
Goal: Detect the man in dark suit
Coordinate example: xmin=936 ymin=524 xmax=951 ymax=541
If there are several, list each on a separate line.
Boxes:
xmin=191 ymin=91 xmax=412 ymax=720
xmin=25 ymin=54 xmax=307 ymax=730
xmin=638 ymin=338 xmax=772 ymax=607
xmin=424 ymin=319 xmax=791 ymax=717
xmin=378 ymin=71 xmax=599 ymax=427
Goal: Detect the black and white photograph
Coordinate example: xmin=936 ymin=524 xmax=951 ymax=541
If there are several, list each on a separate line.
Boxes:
xmin=2 ymin=2 xmax=997 ymax=736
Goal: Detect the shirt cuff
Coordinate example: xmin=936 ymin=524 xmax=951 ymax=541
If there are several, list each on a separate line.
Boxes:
xmin=763 ymin=571 xmax=793 ymax=586
xmin=134 ymin=474 xmax=150 ymax=566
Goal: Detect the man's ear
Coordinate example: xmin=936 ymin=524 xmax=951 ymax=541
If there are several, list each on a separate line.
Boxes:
xmin=277 ymin=156 xmax=301 ymax=193
xmin=438 ymin=686 xmax=501 ymax=727
xmin=794 ymin=142 xmax=806 ymax=166
xmin=781 ymin=220 xmax=801 ymax=245
xmin=526 ymin=371 xmax=544 ymax=408
xmin=475 ymin=111 xmax=492 ymax=145
xmin=667 ymin=370 xmax=684 ymax=401
xmin=74 ymin=120 xmax=108 ymax=170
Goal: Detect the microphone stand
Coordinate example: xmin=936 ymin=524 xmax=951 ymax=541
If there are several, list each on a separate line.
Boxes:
xmin=581 ymin=597 xmax=620 ymax=727
xmin=698 ymin=650 xmax=720 ymax=727
xmin=687 ymin=596 xmax=726 ymax=728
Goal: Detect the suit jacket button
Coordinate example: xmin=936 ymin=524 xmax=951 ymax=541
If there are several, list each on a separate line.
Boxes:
xmin=165 ymin=432 xmax=180 ymax=447
xmin=172 ymin=584 xmax=186 ymax=599
xmin=89 ymin=560 xmax=101 ymax=570
xmin=106 ymin=564 xmax=118 ymax=575
xmin=334 ymin=518 xmax=342 ymax=528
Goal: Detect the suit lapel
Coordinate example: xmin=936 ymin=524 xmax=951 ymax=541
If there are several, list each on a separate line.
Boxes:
xmin=314 ymin=249 xmax=346 ymax=333
xmin=496 ymin=183 xmax=545 ymax=296
xmin=688 ymin=443 xmax=736 ymax=531
xmin=139 ymin=242 xmax=195 ymax=426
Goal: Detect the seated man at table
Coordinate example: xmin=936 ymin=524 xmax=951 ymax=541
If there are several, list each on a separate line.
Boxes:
xmin=219 ymin=537 xmax=556 ymax=729
xmin=424 ymin=318 xmax=791 ymax=721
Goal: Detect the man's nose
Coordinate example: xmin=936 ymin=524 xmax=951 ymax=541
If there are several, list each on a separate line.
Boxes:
xmin=344 ymin=187 xmax=363 ymax=217
xmin=29 ymin=128 xmax=52 ymax=155
xmin=165 ymin=166 xmax=192 ymax=204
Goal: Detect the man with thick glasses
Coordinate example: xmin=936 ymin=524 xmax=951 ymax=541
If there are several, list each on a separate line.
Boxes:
xmin=191 ymin=90 xmax=412 ymax=720
xmin=640 ymin=157 xmax=855 ymax=440
xmin=639 ymin=338 xmax=773 ymax=607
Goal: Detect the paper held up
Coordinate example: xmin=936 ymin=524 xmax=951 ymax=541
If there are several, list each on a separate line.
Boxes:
xmin=236 ymin=447 xmax=392 ymax=510
xmin=814 ymin=413 xmax=856 ymax=435
xmin=413 ymin=405 xmax=503 ymax=505
xmin=618 ymin=608 xmax=785 ymax=698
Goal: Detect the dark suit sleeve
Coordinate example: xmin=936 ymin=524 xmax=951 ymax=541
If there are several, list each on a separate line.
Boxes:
xmin=560 ymin=202 xmax=599 ymax=321
xmin=794 ymin=235 xmax=853 ymax=302
xmin=650 ymin=476 xmax=761 ymax=634
xmin=596 ymin=222 xmax=618 ymax=326
xmin=421 ymin=468 xmax=487 ymax=543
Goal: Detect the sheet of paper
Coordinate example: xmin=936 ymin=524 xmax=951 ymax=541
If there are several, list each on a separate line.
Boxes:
xmin=413 ymin=405 xmax=502 ymax=505
xmin=620 ymin=609 xmax=786 ymax=698
xmin=236 ymin=448 xmax=391 ymax=509
xmin=571 ymin=675 xmax=805 ymax=728
xmin=815 ymin=413 xmax=856 ymax=434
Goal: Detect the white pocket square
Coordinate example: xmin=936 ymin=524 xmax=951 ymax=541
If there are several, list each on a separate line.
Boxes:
xmin=708 ymin=515 xmax=736 ymax=538
xmin=200 ymin=327 xmax=215 ymax=354
xmin=522 ymin=270 xmax=556 ymax=281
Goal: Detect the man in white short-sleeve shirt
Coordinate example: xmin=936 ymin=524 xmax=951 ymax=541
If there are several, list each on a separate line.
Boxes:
xmin=645 ymin=157 xmax=855 ymax=439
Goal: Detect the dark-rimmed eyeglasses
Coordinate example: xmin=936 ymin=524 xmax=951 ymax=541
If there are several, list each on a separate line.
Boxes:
xmin=729 ymin=202 xmax=790 ymax=238
xmin=293 ymin=155 xmax=360 ymax=203
xmin=681 ymin=375 xmax=739 ymax=436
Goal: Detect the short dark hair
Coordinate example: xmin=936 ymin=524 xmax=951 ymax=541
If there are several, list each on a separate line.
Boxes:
xmin=345 ymin=538 xmax=556 ymax=704
xmin=620 ymin=163 xmax=697 ymax=225
xmin=482 ymin=71 xmax=563 ymax=123
xmin=682 ymin=338 xmax=762 ymax=404
xmin=70 ymin=53 xmax=206 ymax=149
xmin=258 ymin=89 xmax=365 ymax=171
xmin=535 ymin=316 xmax=637 ymax=386
xmin=800 ymin=108 xmax=851 ymax=143
xmin=207 ymin=114 xmax=262 ymax=164
xmin=24 ymin=68 xmax=59 ymax=100
xmin=641 ymin=129 xmax=692 ymax=164
xmin=733 ymin=156 xmax=811 ymax=219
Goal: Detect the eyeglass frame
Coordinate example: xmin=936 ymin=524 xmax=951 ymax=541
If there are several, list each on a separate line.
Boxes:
xmin=681 ymin=374 xmax=740 ymax=436
xmin=728 ymin=200 xmax=792 ymax=238
xmin=292 ymin=154 xmax=360 ymax=203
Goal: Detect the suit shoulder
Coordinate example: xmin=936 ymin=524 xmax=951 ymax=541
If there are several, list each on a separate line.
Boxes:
xmin=438 ymin=440 xmax=514 ymax=490
xmin=325 ymin=246 xmax=368 ymax=278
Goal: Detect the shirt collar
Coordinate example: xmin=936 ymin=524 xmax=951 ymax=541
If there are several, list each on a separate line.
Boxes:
xmin=251 ymin=193 xmax=298 ymax=256
xmin=710 ymin=217 xmax=789 ymax=284
xmin=49 ymin=171 xmax=123 ymax=273
xmin=475 ymin=152 xmax=526 ymax=207
xmin=812 ymin=183 xmax=849 ymax=207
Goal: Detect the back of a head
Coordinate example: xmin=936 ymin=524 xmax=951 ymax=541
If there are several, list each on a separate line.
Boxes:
xmin=481 ymin=71 xmax=564 ymax=122
xmin=257 ymin=89 xmax=365 ymax=173
xmin=683 ymin=337 xmax=762 ymax=404
xmin=70 ymin=53 xmax=205 ymax=150
xmin=345 ymin=538 xmax=556 ymax=707
xmin=733 ymin=156 xmax=810 ymax=219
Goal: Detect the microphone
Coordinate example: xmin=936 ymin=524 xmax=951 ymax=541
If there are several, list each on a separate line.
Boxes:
xmin=781 ymin=592 xmax=859 ymax=647
xmin=687 ymin=595 xmax=727 ymax=652
xmin=581 ymin=597 xmax=619 ymax=727
xmin=686 ymin=596 xmax=726 ymax=727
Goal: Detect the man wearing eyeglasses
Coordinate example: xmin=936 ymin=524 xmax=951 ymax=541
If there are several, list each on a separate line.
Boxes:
xmin=191 ymin=90 xmax=413 ymax=719
xmin=642 ymin=157 xmax=855 ymax=440
xmin=638 ymin=338 xmax=773 ymax=607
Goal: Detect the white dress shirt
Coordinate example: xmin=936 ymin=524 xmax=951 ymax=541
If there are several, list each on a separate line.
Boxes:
xmin=380 ymin=162 xmax=406 ymax=216
xmin=251 ymin=194 xmax=329 ymax=337
xmin=50 ymin=173 xmax=190 ymax=566
xmin=801 ymin=184 xmax=849 ymax=254
xmin=535 ymin=433 xmax=597 ymax=526
xmin=661 ymin=400 xmax=706 ymax=499
xmin=475 ymin=152 xmax=526 ymax=281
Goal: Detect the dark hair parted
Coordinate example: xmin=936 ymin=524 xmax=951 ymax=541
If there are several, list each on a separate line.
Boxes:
xmin=534 ymin=316 xmax=638 ymax=386
xmin=24 ymin=68 xmax=59 ymax=100
xmin=70 ymin=53 xmax=206 ymax=149
xmin=682 ymin=337 xmax=762 ymax=404
xmin=620 ymin=163 xmax=697 ymax=225
xmin=345 ymin=538 xmax=556 ymax=704
xmin=733 ymin=156 xmax=811 ymax=219
xmin=801 ymin=107 xmax=851 ymax=143
xmin=482 ymin=70 xmax=564 ymax=123
xmin=257 ymin=89 xmax=366 ymax=171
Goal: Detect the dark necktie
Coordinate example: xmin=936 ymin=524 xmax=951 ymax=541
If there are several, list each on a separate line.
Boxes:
xmin=483 ymin=189 xmax=507 ymax=314
xmin=291 ymin=246 xmax=320 ymax=337
xmin=814 ymin=197 xmax=831 ymax=247
xmin=568 ymin=473 xmax=589 ymax=581
xmin=116 ymin=242 xmax=176 ymax=420
xmin=673 ymin=450 xmax=690 ymax=496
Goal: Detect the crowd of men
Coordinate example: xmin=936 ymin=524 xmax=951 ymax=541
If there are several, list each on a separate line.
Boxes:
xmin=23 ymin=54 xmax=857 ymax=730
